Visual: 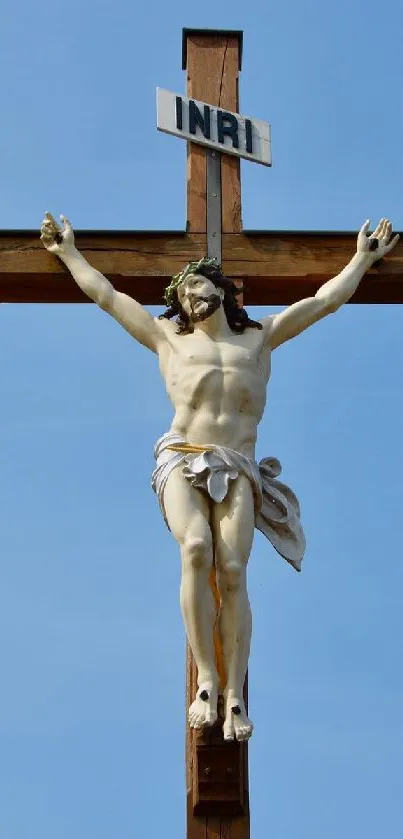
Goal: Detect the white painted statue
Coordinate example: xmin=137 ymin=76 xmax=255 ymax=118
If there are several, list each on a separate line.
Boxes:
xmin=40 ymin=214 xmax=398 ymax=741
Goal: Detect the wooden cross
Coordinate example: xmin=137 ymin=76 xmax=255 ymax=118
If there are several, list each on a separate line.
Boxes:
xmin=1 ymin=27 xmax=402 ymax=839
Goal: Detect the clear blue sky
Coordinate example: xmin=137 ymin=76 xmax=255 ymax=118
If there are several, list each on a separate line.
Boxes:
xmin=0 ymin=1 xmax=402 ymax=837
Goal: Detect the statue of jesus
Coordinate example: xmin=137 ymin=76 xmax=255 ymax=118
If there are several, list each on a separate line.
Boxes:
xmin=40 ymin=213 xmax=398 ymax=742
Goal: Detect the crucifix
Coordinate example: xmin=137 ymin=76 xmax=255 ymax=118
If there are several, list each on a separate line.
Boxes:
xmin=1 ymin=28 xmax=402 ymax=839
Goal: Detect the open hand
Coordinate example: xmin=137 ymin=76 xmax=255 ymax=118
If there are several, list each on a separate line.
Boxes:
xmin=40 ymin=212 xmax=75 ymax=254
xmin=357 ymin=218 xmax=399 ymax=262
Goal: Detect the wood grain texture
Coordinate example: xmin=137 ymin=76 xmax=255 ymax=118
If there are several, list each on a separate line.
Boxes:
xmin=184 ymin=31 xmax=249 ymax=839
xmin=219 ymin=39 xmax=242 ymax=235
xmin=187 ymin=143 xmax=206 ymax=235
xmin=1 ymin=230 xmax=402 ymax=303
xmin=185 ymin=34 xmax=212 ymax=233
xmin=0 ymin=231 xmax=205 ymax=303
xmin=222 ymin=231 xmax=403 ymax=303
xmin=187 ymin=648 xmax=250 ymax=839
xmin=185 ymin=34 xmax=242 ymax=236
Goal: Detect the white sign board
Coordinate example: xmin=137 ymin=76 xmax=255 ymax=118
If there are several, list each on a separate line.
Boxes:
xmin=157 ymin=88 xmax=271 ymax=167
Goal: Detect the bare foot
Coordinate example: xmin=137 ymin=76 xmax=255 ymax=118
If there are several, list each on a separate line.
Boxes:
xmin=188 ymin=682 xmax=218 ymax=729
xmin=223 ymin=692 xmax=253 ymax=742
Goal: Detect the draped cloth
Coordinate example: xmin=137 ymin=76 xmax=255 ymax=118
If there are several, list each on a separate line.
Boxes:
xmin=151 ymin=432 xmax=306 ymax=572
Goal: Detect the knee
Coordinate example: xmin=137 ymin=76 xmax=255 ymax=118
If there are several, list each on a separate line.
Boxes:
xmin=217 ymin=559 xmax=245 ymax=595
xmin=182 ymin=533 xmax=212 ymax=572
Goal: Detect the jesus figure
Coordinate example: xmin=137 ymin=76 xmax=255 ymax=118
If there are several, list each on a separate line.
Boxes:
xmin=40 ymin=213 xmax=398 ymax=742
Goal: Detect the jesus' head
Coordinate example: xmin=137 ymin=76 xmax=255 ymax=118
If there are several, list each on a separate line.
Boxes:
xmin=160 ymin=258 xmax=262 ymax=335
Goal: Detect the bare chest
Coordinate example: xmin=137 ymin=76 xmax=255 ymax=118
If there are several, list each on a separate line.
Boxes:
xmin=159 ymin=331 xmax=271 ymax=404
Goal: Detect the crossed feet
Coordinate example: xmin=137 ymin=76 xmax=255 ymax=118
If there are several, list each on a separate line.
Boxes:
xmin=188 ymin=682 xmax=253 ymax=742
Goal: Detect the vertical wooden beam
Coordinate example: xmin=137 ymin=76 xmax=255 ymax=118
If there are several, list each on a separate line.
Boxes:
xmin=184 ymin=29 xmax=243 ymax=235
xmin=183 ymin=29 xmax=250 ymax=839
xmin=219 ymin=40 xmax=242 ymax=235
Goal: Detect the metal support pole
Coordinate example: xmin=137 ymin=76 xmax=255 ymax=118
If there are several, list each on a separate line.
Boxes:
xmin=206 ymin=150 xmax=222 ymax=264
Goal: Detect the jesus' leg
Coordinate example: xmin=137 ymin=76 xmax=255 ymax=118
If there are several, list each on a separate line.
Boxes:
xmin=163 ymin=467 xmax=218 ymax=728
xmin=213 ymin=475 xmax=255 ymax=741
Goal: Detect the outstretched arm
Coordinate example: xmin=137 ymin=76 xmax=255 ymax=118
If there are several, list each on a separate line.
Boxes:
xmin=265 ymin=219 xmax=399 ymax=350
xmin=40 ymin=213 xmax=165 ymax=353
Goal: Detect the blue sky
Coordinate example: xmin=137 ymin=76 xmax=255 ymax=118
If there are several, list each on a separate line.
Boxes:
xmin=0 ymin=1 xmax=402 ymax=837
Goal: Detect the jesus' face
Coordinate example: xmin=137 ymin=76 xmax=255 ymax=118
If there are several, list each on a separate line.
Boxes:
xmin=177 ymin=273 xmax=224 ymax=323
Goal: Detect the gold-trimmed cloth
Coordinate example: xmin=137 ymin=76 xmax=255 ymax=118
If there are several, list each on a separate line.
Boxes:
xmin=151 ymin=432 xmax=305 ymax=572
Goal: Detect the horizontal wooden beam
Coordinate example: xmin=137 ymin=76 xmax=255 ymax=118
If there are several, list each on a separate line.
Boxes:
xmin=0 ymin=230 xmax=402 ymax=304
xmin=223 ymin=231 xmax=403 ymax=304
xmin=0 ymin=231 xmax=206 ymax=305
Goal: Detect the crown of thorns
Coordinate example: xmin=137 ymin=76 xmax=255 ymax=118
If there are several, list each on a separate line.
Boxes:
xmin=164 ymin=257 xmax=220 ymax=305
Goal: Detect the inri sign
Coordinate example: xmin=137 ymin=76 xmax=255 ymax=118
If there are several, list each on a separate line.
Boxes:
xmin=157 ymin=88 xmax=272 ymax=167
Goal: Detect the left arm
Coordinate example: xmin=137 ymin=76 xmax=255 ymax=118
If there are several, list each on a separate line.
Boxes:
xmin=265 ymin=219 xmax=399 ymax=350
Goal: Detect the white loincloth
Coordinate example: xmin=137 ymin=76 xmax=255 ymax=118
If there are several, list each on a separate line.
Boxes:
xmin=151 ymin=432 xmax=306 ymax=572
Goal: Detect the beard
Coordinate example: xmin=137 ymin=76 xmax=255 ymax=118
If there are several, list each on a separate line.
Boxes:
xmin=188 ymin=292 xmax=222 ymax=322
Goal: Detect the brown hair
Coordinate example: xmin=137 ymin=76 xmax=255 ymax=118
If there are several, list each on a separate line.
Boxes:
xmin=159 ymin=263 xmax=262 ymax=335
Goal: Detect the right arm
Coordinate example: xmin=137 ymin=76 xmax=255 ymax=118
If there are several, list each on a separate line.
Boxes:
xmin=40 ymin=213 xmax=165 ymax=354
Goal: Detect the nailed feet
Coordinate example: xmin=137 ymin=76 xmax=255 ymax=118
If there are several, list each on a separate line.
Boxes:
xmin=223 ymin=692 xmax=253 ymax=742
xmin=188 ymin=681 xmax=218 ymax=729
xmin=188 ymin=684 xmax=253 ymax=742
